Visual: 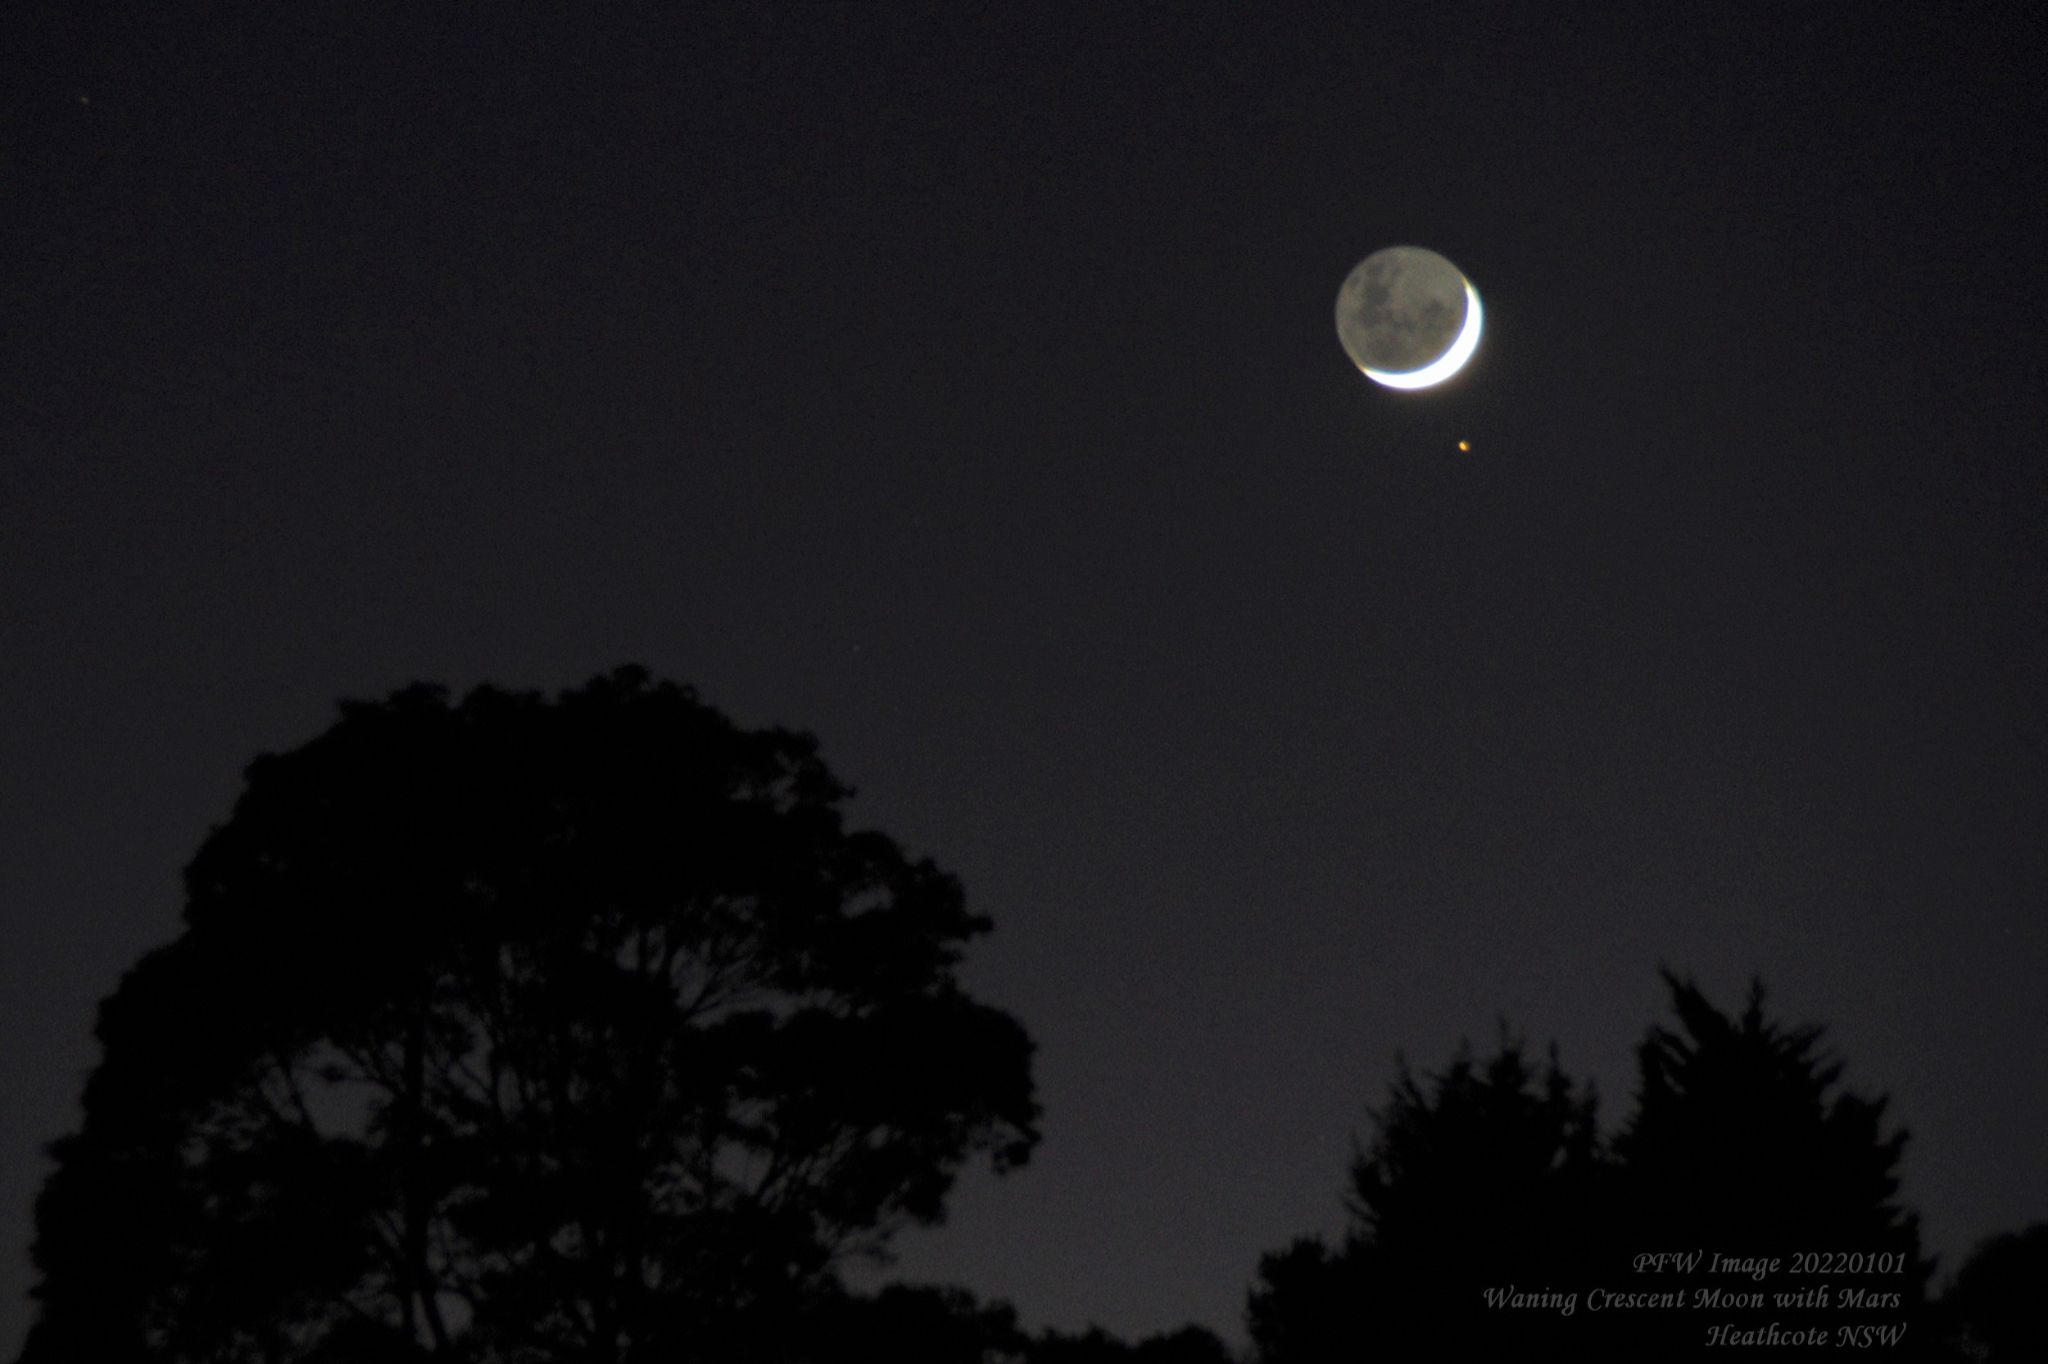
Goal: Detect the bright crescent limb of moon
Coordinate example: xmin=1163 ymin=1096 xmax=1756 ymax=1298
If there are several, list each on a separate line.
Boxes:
xmin=1364 ymin=281 xmax=1484 ymax=390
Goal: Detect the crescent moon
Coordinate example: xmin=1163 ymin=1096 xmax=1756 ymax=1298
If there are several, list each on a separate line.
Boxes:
xmin=1363 ymin=280 xmax=1483 ymax=390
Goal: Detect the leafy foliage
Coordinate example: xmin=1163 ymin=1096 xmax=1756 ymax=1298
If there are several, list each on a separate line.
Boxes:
xmin=787 ymin=1286 xmax=1237 ymax=1364
xmin=1247 ymin=972 xmax=1930 ymax=1361
xmin=1247 ymin=1031 xmax=1605 ymax=1359
xmin=21 ymin=668 xmax=1039 ymax=1363
xmin=1616 ymin=972 xmax=1922 ymax=1262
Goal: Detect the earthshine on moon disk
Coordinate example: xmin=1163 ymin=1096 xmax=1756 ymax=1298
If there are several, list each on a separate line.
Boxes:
xmin=1335 ymin=246 xmax=1483 ymax=389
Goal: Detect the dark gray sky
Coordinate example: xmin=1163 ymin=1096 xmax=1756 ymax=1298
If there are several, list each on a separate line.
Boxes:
xmin=5 ymin=3 xmax=2044 ymax=1352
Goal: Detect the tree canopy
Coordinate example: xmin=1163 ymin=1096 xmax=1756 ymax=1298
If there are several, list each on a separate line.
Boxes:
xmin=1615 ymin=973 xmax=1926 ymax=1276
xmin=1248 ymin=971 xmax=1930 ymax=1361
xmin=21 ymin=668 xmax=1039 ymax=1363
xmin=794 ymin=1286 xmax=1234 ymax=1364
xmin=1929 ymin=1222 xmax=2048 ymax=1362
xmin=1247 ymin=1032 xmax=1608 ymax=1361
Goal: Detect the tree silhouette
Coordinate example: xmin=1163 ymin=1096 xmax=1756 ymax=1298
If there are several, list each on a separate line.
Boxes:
xmin=1026 ymin=1325 xmax=1234 ymax=1364
xmin=1245 ymin=1032 xmax=1607 ymax=1360
xmin=795 ymin=1283 xmax=1028 ymax=1364
xmin=1618 ymin=973 xmax=1921 ymax=1250
xmin=20 ymin=668 xmax=1039 ymax=1363
xmin=1609 ymin=970 xmax=1930 ymax=1355
xmin=1248 ymin=973 xmax=1930 ymax=1361
xmin=1927 ymin=1222 xmax=2048 ymax=1362
xmin=791 ymin=1285 xmax=1235 ymax=1364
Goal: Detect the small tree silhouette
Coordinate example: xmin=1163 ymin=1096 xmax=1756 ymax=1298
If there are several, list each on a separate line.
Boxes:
xmin=1932 ymin=1222 xmax=2048 ymax=1361
xmin=20 ymin=668 xmax=1039 ymax=1363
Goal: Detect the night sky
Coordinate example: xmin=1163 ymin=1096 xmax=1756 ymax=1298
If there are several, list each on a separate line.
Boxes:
xmin=4 ymin=3 xmax=2044 ymax=1352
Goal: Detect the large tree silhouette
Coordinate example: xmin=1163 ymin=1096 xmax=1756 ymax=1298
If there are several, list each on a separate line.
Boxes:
xmin=20 ymin=668 xmax=1039 ymax=1363
xmin=1248 ymin=972 xmax=1930 ymax=1361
